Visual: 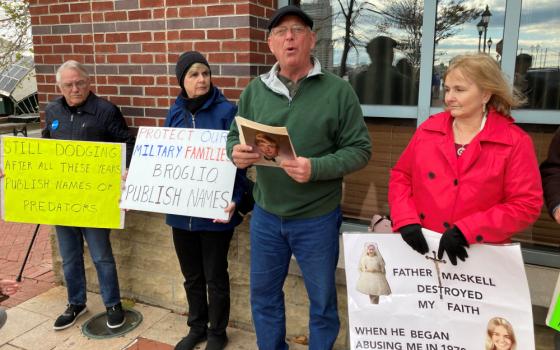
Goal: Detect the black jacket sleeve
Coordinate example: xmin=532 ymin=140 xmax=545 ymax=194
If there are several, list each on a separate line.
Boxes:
xmin=104 ymin=105 xmax=136 ymax=168
xmin=540 ymin=126 xmax=560 ymax=217
xmin=42 ymin=106 xmax=53 ymax=139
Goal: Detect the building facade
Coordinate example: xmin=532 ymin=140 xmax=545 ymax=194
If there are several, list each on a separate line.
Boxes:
xmin=28 ymin=0 xmax=559 ymax=348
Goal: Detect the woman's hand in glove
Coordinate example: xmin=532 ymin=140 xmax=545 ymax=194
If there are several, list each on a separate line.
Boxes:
xmin=437 ymin=226 xmax=469 ymax=265
xmin=399 ymin=224 xmax=429 ymax=255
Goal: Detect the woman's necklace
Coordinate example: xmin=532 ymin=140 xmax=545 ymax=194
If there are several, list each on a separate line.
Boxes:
xmin=456 ymin=143 xmax=467 ymax=157
xmin=453 ymin=113 xmax=487 ymax=157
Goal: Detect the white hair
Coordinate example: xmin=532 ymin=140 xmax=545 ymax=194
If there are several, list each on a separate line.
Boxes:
xmin=56 ymin=60 xmax=90 ymax=84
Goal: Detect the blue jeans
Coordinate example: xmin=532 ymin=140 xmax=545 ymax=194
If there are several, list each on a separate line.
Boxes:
xmin=55 ymin=226 xmax=121 ymax=307
xmin=250 ymin=205 xmax=342 ymax=350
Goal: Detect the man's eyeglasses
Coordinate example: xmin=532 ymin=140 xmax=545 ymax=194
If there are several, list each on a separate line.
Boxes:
xmin=270 ymin=25 xmax=308 ymax=37
xmin=60 ymin=80 xmax=88 ymax=90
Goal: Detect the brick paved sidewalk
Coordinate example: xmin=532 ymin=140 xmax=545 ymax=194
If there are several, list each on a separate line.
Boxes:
xmin=0 ymin=220 xmax=57 ymax=308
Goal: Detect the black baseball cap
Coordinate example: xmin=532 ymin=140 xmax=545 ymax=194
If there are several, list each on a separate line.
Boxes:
xmin=267 ymin=5 xmax=313 ymax=31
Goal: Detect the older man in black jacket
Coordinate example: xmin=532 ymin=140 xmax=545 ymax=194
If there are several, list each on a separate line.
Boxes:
xmin=43 ymin=60 xmax=135 ymax=331
xmin=539 ymin=126 xmax=560 ymax=350
xmin=540 ymin=127 xmax=560 ymax=224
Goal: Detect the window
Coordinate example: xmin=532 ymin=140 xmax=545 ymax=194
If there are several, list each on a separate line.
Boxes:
xmin=291 ymin=1 xmax=560 ymax=269
xmin=517 ymin=0 xmax=560 ymax=110
xmin=297 ymin=0 xmax=420 ymax=107
xmin=431 ymin=1 xmax=506 ymax=107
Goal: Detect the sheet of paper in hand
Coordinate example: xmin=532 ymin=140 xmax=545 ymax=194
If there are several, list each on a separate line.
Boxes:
xmin=343 ymin=229 xmax=534 ymax=350
xmin=120 ymin=127 xmax=236 ymax=221
xmin=235 ymin=116 xmax=296 ymax=167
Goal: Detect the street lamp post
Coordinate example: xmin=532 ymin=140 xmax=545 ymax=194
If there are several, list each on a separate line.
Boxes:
xmin=487 ymin=37 xmax=493 ymax=53
xmin=477 ymin=20 xmax=485 ymax=52
xmin=481 ymin=5 xmax=492 ymax=53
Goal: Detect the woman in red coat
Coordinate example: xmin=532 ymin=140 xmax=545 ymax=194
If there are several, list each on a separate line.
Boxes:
xmin=389 ymin=53 xmax=543 ymax=265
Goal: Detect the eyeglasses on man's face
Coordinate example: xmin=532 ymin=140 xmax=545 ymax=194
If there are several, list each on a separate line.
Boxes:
xmin=60 ymin=80 xmax=88 ymax=90
xmin=270 ymin=25 xmax=308 ymax=37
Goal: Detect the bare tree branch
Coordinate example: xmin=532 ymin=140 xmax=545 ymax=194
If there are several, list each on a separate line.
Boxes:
xmin=371 ymin=0 xmax=480 ymax=66
xmin=0 ymin=0 xmax=32 ymax=71
xmin=331 ymin=0 xmax=382 ymax=76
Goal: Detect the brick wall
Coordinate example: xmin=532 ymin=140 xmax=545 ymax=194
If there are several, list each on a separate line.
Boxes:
xmin=29 ymin=0 xmax=277 ymax=129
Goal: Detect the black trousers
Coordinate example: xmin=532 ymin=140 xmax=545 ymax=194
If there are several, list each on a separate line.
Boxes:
xmin=172 ymin=228 xmax=234 ymax=336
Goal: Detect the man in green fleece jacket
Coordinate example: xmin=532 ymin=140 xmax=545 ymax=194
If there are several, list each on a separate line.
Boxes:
xmin=226 ymin=5 xmax=371 ymax=350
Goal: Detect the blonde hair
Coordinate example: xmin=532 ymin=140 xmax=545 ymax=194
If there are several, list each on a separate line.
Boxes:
xmin=485 ymin=317 xmax=516 ymax=350
xmin=56 ymin=60 xmax=89 ymax=84
xmin=444 ymin=53 xmax=525 ymax=116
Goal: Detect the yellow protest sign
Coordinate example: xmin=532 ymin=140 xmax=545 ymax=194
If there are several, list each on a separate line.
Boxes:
xmin=1 ymin=136 xmax=124 ymax=228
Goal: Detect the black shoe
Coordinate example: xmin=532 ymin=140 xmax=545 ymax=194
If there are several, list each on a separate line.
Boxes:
xmin=205 ymin=334 xmax=228 ymax=350
xmin=175 ymin=330 xmax=207 ymax=350
xmin=106 ymin=302 xmax=126 ymax=329
xmin=0 ymin=308 xmax=7 ymax=330
xmin=53 ymin=304 xmax=87 ymax=330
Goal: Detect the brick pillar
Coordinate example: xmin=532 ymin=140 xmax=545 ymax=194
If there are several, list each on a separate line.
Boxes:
xmin=29 ymin=0 xmax=277 ymax=128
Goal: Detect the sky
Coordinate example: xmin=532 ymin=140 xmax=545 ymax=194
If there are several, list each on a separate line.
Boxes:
xmin=303 ymin=0 xmax=560 ymax=69
xmin=437 ymin=0 xmax=560 ymax=67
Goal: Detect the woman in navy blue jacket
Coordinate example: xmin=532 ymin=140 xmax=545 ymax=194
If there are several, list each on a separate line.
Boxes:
xmin=166 ymin=51 xmax=246 ymax=350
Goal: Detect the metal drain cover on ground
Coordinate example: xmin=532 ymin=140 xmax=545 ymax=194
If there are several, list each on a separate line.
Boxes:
xmin=82 ymin=309 xmax=143 ymax=339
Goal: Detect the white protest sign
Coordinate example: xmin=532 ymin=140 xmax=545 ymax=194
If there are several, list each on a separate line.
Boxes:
xmin=120 ymin=127 xmax=236 ymax=220
xmin=343 ymin=229 xmax=534 ymax=350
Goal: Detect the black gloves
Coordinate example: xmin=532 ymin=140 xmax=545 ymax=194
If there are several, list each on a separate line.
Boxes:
xmin=437 ymin=226 xmax=469 ymax=265
xmin=400 ymin=223 xmax=470 ymax=265
xmin=399 ymin=224 xmax=429 ymax=254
